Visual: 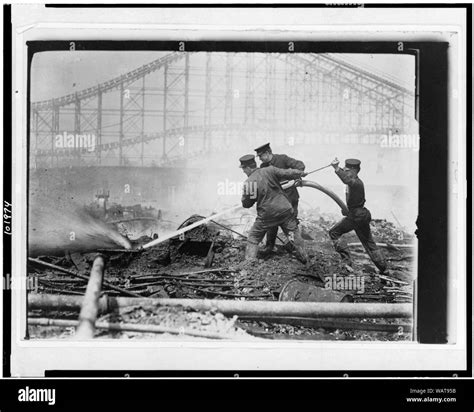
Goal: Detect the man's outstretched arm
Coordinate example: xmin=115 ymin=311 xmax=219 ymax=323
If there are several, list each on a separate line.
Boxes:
xmin=272 ymin=166 xmax=307 ymax=181
xmin=331 ymin=158 xmax=357 ymax=186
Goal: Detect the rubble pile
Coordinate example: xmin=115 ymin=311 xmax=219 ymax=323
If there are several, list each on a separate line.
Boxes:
xmin=27 ymin=211 xmax=415 ymax=340
xmin=95 ymin=305 xmax=253 ymax=340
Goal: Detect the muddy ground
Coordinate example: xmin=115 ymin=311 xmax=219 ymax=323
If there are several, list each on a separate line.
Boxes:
xmin=28 ymin=209 xmax=415 ymax=341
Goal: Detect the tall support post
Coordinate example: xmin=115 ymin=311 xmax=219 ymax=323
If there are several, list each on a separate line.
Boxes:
xmin=301 ymin=63 xmax=308 ymax=136
xmin=265 ymin=54 xmax=276 ymax=130
xmin=357 ymin=90 xmax=362 ymax=132
xmin=318 ymin=73 xmax=324 ymax=141
xmin=292 ymin=63 xmax=299 ymax=140
xmin=52 ymin=105 xmax=59 ymax=168
xmin=203 ymin=52 xmax=212 ymax=151
xmin=50 ymin=108 xmax=55 ymax=168
xmin=390 ymin=105 xmax=395 ymax=134
xmin=33 ymin=109 xmax=39 ymax=168
xmin=244 ymin=53 xmax=255 ymax=143
xmin=378 ymin=96 xmax=382 ymax=132
xmin=271 ymin=57 xmax=277 ymax=123
xmin=183 ymin=53 xmax=190 ymax=156
xmin=284 ymin=55 xmax=289 ymax=139
xmin=162 ymin=63 xmax=168 ymax=160
xmin=348 ymin=83 xmax=353 ymax=138
xmin=401 ymin=96 xmax=406 ymax=131
xmin=379 ymin=99 xmax=383 ymax=131
xmin=224 ymin=53 xmax=234 ymax=146
xmin=336 ymin=70 xmax=343 ymax=135
xmin=96 ymin=88 xmax=102 ymax=166
xmin=74 ymin=94 xmax=81 ymax=166
xmin=265 ymin=54 xmax=270 ymax=126
xmin=75 ymin=255 xmax=105 ymax=340
xmin=372 ymin=89 xmax=378 ymax=132
xmin=286 ymin=56 xmax=298 ymax=144
xmin=140 ymin=76 xmax=146 ymax=167
xmin=307 ymin=66 xmax=313 ymax=139
xmin=119 ymin=82 xmax=124 ymax=166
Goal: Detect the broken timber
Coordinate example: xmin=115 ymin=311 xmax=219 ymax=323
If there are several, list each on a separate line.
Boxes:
xmin=28 ymin=257 xmax=143 ymax=298
xmin=348 ymin=242 xmax=414 ymax=249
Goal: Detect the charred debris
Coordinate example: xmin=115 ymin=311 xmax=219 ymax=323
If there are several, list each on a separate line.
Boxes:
xmin=27 ymin=195 xmax=415 ymax=341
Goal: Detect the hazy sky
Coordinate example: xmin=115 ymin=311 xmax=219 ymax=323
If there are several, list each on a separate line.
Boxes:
xmin=29 ymin=50 xmax=418 ymax=230
xmin=30 ymin=51 xmax=415 ymax=102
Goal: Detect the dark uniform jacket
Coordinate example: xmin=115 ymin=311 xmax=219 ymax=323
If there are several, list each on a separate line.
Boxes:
xmin=241 ymin=166 xmax=306 ymax=224
xmin=260 ymin=154 xmax=305 ymax=205
xmin=335 ymin=168 xmax=370 ymax=223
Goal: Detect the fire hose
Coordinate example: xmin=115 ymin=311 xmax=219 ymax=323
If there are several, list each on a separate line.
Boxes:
xmin=300 ymin=180 xmax=349 ymax=216
xmin=140 ymin=181 xmax=348 ymax=250
xmin=280 ymin=179 xmax=349 ymax=216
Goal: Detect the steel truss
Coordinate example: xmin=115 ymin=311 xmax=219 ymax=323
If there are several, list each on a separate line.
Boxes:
xmin=31 ymin=52 xmax=415 ymax=168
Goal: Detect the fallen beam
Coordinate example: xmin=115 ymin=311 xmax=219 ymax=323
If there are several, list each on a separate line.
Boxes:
xmin=133 ymin=268 xmax=234 ymax=279
xmin=239 ymin=316 xmax=413 ymax=333
xmin=378 ymin=274 xmax=410 ymax=285
xmin=29 ymin=317 xmax=236 ymax=340
xmin=75 ymin=255 xmax=105 ymax=339
xmin=97 ymin=249 xmax=143 ymax=254
xmin=28 ymin=294 xmax=413 ymax=318
xmin=348 ymin=242 xmax=414 ymax=249
xmin=108 ymin=217 xmax=159 ymax=224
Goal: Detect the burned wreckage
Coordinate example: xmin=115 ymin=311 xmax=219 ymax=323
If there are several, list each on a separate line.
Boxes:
xmin=27 ymin=151 xmax=415 ymax=341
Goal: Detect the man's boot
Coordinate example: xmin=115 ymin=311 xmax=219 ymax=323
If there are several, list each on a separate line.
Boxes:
xmin=333 ymin=238 xmax=353 ymax=267
xmin=284 ymin=241 xmax=295 ymax=253
xmin=292 ymin=229 xmax=308 ymax=264
xmin=245 ymin=242 xmax=259 ymax=261
xmin=260 ymin=227 xmax=278 ymax=255
xmin=368 ymin=248 xmax=387 ymax=273
xmin=294 ymin=245 xmax=308 ymax=264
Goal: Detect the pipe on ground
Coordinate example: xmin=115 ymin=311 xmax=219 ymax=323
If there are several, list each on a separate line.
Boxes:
xmin=75 ymin=255 xmax=105 ymax=339
xmin=29 ymin=294 xmax=412 ymax=319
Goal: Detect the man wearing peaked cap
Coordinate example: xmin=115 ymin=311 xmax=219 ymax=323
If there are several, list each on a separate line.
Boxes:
xmin=344 ymin=158 xmax=361 ymax=169
xmin=328 ymin=157 xmax=387 ymax=273
xmin=254 ymin=143 xmax=271 ymax=156
xmin=254 ymin=142 xmax=305 ymax=255
xmin=238 ymin=153 xmax=308 ymax=264
xmin=239 ymin=154 xmax=256 ymax=168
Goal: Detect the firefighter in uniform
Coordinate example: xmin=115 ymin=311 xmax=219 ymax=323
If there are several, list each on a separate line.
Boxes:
xmin=239 ymin=154 xmax=308 ymax=264
xmin=254 ymin=143 xmax=305 ymax=254
xmin=328 ymin=158 xmax=387 ymax=273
